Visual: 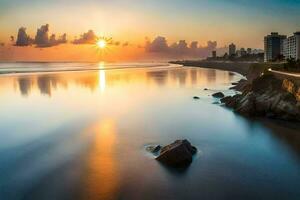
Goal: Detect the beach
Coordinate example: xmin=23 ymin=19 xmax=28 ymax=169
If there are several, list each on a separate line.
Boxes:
xmin=0 ymin=63 xmax=300 ymax=200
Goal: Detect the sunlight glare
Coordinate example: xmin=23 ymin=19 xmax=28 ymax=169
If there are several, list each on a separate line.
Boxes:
xmin=97 ymin=39 xmax=107 ymax=49
xmin=98 ymin=62 xmax=106 ymax=92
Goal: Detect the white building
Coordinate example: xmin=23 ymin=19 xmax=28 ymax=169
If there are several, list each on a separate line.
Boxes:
xmin=283 ymin=32 xmax=300 ymax=60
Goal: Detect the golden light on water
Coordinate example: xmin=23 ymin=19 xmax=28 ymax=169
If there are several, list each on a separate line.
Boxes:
xmin=98 ymin=62 xmax=106 ymax=93
xmin=82 ymin=119 xmax=119 ymax=200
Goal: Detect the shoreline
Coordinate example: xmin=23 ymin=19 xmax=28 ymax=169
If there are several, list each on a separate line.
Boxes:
xmin=0 ymin=63 xmax=176 ymax=76
xmin=173 ymin=60 xmax=300 ymax=142
xmin=170 ymin=60 xmax=253 ymax=76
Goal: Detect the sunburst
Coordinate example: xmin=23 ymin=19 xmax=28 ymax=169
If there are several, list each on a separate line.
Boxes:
xmin=96 ymin=39 xmax=107 ymax=49
xmin=93 ymin=37 xmax=113 ymax=59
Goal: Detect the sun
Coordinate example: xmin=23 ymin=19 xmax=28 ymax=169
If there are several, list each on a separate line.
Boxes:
xmin=96 ymin=39 xmax=107 ymax=49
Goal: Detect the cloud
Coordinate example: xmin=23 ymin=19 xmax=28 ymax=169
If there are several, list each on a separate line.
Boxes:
xmin=15 ymin=24 xmax=67 ymax=47
xmin=122 ymin=42 xmax=129 ymax=47
xmin=11 ymin=24 xmax=220 ymax=59
xmin=145 ymin=36 xmax=168 ymax=52
xmin=35 ymin=24 xmax=49 ymax=47
xmin=16 ymin=27 xmax=33 ymax=46
xmin=207 ymin=41 xmax=217 ymax=50
xmin=145 ymin=36 xmax=218 ymax=58
xmin=73 ymin=30 xmax=97 ymax=44
xmin=12 ymin=25 xmax=134 ymax=50
xmin=105 ymin=38 xmax=121 ymax=46
xmin=170 ymin=40 xmax=189 ymax=54
xmin=72 ymin=33 xmax=123 ymax=47
xmin=49 ymin=33 xmax=67 ymax=46
xmin=35 ymin=24 xmax=67 ymax=47
xmin=190 ymin=41 xmax=198 ymax=49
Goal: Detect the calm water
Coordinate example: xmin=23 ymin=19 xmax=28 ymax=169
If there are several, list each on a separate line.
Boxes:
xmin=0 ymin=63 xmax=300 ymax=200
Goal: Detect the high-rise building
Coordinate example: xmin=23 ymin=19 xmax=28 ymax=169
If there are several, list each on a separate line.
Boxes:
xmin=264 ymin=32 xmax=287 ymax=62
xmin=212 ymin=50 xmax=216 ymax=58
xmin=247 ymin=48 xmax=252 ymax=54
xmin=229 ymin=43 xmax=236 ymax=56
xmin=283 ymin=32 xmax=300 ymax=60
xmin=240 ymin=48 xmax=247 ymax=56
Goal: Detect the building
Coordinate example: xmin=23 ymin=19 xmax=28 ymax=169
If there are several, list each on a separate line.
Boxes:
xmin=240 ymin=48 xmax=247 ymax=56
xmin=247 ymin=48 xmax=252 ymax=54
xmin=283 ymin=32 xmax=300 ymax=60
xmin=212 ymin=50 xmax=216 ymax=58
xmin=229 ymin=43 xmax=236 ymax=56
xmin=264 ymin=32 xmax=287 ymax=62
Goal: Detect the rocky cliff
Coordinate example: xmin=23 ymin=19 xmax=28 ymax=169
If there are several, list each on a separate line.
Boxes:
xmin=222 ymin=74 xmax=300 ymax=121
xmin=282 ymin=79 xmax=300 ymax=102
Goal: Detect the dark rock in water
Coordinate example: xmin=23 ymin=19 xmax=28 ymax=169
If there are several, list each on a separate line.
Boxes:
xmin=204 ymin=88 xmax=209 ymax=90
xmin=146 ymin=145 xmax=161 ymax=153
xmin=193 ymin=96 xmax=200 ymax=99
xmin=222 ymin=94 xmax=242 ymax=108
xmin=156 ymin=140 xmax=197 ymax=168
xmin=212 ymin=92 xmax=225 ymax=98
xmin=221 ymin=96 xmax=232 ymax=104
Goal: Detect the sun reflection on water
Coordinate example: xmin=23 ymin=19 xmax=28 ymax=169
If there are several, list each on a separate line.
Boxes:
xmin=98 ymin=62 xmax=106 ymax=93
xmin=82 ymin=119 xmax=119 ymax=200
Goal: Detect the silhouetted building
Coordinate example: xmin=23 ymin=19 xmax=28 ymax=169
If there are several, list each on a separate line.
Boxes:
xmin=223 ymin=52 xmax=229 ymax=59
xmin=247 ymin=48 xmax=252 ymax=54
xmin=264 ymin=32 xmax=286 ymax=62
xmin=240 ymin=48 xmax=247 ymax=56
xmin=252 ymin=49 xmax=264 ymax=54
xmin=212 ymin=51 xmax=216 ymax=58
xmin=283 ymin=32 xmax=300 ymax=60
xmin=229 ymin=43 xmax=236 ymax=56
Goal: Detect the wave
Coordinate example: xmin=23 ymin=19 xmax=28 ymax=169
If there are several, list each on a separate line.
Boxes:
xmin=0 ymin=62 xmax=182 ymax=75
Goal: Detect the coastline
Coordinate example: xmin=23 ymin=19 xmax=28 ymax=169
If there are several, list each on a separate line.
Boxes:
xmin=170 ymin=60 xmax=252 ymax=76
xmin=172 ymin=60 xmax=300 ymax=142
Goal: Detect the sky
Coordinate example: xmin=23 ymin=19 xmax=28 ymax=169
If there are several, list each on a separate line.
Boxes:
xmin=0 ymin=0 xmax=300 ymax=61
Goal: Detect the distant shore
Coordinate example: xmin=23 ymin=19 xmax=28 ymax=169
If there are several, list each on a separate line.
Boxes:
xmin=170 ymin=60 xmax=254 ymax=76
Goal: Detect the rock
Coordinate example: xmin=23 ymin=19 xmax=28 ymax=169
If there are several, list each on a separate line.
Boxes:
xmin=283 ymin=79 xmax=300 ymax=101
xmin=146 ymin=145 xmax=161 ymax=153
xmin=212 ymin=92 xmax=225 ymax=98
xmin=193 ymin=96 xmax=200 ymax=99
xmin=230 ymin=79 xmax=249 ymax=91
xmin=222 ymin=74 xmax=300 ymax=121
xmin=234 ymin=93 xmax=257 ymax=116
xmin=221 ymin=96 xmax=232 ymax=104
xmin=227 ymin=95 xmax=242 ymax=108
xmin=156 ymin=140 xmax=197 ymax=168
xmin=204 ymin=88 xmax=209 ymax=90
